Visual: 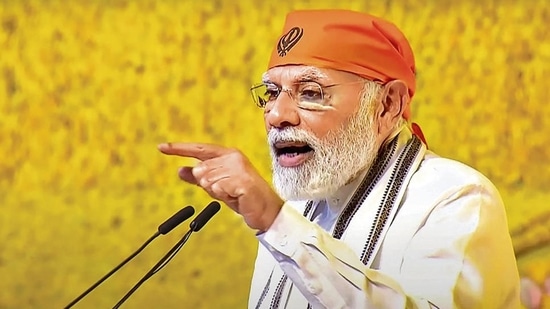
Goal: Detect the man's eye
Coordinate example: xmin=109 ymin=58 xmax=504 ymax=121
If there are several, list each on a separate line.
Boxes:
xmin=299 ymin=89 xmax=323 ymax=102
xmin=264 ymin=89 xmax=279 ymax=100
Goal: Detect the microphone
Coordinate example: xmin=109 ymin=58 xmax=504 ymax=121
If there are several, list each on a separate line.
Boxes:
xmin=190 ymin=200 xmax=222 ymax=232
xmin=158 ymin=207 xmax=196 ymax=235
xmin=64 ymin=206 xmax=195 ymax=309
xmin=112 ymin=201 xmax=221 ymax=308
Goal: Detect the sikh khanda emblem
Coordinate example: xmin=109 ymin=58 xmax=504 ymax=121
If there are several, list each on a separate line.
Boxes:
xmin=277 ymin=27 xmax=303 ymax=57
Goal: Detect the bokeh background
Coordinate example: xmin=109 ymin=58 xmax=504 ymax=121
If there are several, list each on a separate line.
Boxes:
xmin=1 ymin=0 xmax=549 ymax=308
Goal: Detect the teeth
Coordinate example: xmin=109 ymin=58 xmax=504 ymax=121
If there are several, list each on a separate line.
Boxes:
xmin=278 ymin=152 xmax=299 ymax=157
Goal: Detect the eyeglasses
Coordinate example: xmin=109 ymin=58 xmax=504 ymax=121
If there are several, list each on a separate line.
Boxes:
xmin=250 ymin=80 xmax=367 ymax=109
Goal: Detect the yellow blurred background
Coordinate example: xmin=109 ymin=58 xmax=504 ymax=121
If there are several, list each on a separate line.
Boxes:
xmin=1 ymin=0 xmax=549 ymax=308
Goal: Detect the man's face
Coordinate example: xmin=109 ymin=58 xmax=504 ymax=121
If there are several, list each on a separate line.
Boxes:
xmin=262 ymin=65 xmax=382 ymax=200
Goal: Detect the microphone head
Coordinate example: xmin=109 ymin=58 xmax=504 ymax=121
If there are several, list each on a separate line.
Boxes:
xmin=189 ymin=201 xmax=221 ymax=232
xmin=158 ymin=206 xmax=195 ymax=235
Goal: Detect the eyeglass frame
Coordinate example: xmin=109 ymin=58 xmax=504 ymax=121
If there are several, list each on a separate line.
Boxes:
xmin=249 ymin=79 xmax=372 ymax=109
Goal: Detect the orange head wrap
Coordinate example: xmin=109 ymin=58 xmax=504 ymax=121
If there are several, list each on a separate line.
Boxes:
xmin=267 ymin=9 xmax=417 ymax=120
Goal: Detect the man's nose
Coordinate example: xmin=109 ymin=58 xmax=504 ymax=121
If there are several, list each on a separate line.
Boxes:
xmin=264 ymin=91 xmax=300 ymax=129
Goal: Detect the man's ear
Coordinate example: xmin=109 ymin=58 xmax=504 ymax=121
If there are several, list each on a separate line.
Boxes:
xmin=376 ymin=80 xmax=409 ymax=134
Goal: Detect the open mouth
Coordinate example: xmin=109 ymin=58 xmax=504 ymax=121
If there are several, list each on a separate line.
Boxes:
xmin=273 ymin=141 xmax=314 ymax=167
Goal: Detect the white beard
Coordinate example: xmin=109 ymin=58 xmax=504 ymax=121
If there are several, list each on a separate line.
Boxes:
xmin=268 ymin=101 xmax=379 ymax=201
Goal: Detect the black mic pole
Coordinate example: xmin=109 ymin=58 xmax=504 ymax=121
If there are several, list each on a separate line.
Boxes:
xmin=112 ymin=201 xmax=221 ymax=309
xmin=64 ymin=206 xmax=195 ymax=309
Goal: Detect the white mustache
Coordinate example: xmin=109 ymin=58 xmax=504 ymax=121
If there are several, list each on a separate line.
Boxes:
xmin=267 ymin=128 xmax=319 ymax=149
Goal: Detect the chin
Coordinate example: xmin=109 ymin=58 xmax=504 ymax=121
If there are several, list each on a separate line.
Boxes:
xmin=272 ymin=170 xmax=343 ymax=201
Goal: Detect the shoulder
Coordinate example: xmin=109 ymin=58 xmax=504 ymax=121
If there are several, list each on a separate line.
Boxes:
xmin=405 ymin=151 xmax=504 ymax=210
xmin=413 ymin=151 xmax=500 ymax=194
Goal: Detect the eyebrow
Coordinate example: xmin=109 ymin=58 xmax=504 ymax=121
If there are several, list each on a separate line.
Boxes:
xmin=296 ymin=68 xmax=328 ymax=82
xmin=261 ymin=67 xmax=328 ymax=84
xmin=261 ymin=72 xmax=271 ymax=84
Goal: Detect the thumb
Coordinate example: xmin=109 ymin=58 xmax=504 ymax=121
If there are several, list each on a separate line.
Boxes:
xmin=178 ymin=166 xmax=198 ymax=185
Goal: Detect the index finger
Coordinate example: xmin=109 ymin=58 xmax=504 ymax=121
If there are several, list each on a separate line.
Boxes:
xmin=157 ymin=142 xmax=232 ymax=161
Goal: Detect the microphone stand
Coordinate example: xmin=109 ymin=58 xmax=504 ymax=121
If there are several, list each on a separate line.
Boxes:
xmin=64 ymin=232 xmax=160 ymax=309
xmin=64 ymin=206 xmax=195 ymax=309
xmin=112 ymin=201 xmax=220 ymax=308
xmin=112 ymin=229 xmax=193 ymax=309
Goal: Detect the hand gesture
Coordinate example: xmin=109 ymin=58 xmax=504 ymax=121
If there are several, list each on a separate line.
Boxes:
xmin=158 ymin=143 xmax=284 ymax=231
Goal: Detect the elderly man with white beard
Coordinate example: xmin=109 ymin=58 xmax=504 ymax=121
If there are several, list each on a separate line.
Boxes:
xmin=158 ymin=9 xmax=520 ymax=309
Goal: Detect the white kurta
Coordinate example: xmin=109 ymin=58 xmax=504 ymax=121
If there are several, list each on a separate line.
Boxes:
xmin=248 ymin=128 xmax=520 ymax=309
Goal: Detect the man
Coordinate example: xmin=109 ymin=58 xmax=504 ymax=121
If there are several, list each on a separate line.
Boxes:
xmin=158 ymin=9 xmax=520 ymax=309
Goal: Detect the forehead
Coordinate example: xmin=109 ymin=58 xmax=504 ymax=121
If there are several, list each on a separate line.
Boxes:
xmin=262 ymin=65 xmax=360 ymax=84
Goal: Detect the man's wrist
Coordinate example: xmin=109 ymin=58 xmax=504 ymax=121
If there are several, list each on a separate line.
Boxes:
xmin=258 ymin=198 xmax=285 ymax=232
